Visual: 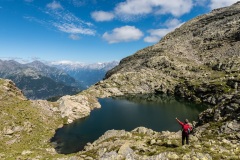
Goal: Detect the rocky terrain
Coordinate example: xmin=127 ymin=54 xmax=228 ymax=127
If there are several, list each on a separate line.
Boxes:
xmin=76 ymin=125 xmax=239 ymax=160
xmin=1 ymin=2 xmax=240 ymax=160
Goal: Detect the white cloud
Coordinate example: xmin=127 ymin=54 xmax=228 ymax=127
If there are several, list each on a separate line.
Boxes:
xmin=91 ymin=11 xmax=114 ymax=22
xmin=115 ymin=0 xmax=153 ymax=15
xmin=144 ymin=36 xmax=160 ymax=43
xmin=155 ymin=0 xmax=193 ymax=17
xmin=103 ymin=26 xmax=143 ymax=43
xmin=114 ymin=0 xmax=193 ymax=19
xmin=53 ymin=23 xmax=95 ymax=35
xmin=69 ymin=34 xmax=80 ymax=40
xmin=26 ymin=3 xmax=96 ymax=38
xmin=144 ymin=28 xmax=173 ymax=43
xmin=47 ymin=1 xmax=63 ymax=10
xmin=144 ymin=19 xmax=183 ymax=43
xmin=209 ymin=0 xmax=238 ymax=9
xmin=43 ymin=6 xmax=96 ymax=36
xmin=164 ymin=18 xmax=182 ymax=28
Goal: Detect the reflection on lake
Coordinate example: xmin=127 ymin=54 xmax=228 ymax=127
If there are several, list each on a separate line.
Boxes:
xmin=51 ymin=94 xmax=208 ymax=154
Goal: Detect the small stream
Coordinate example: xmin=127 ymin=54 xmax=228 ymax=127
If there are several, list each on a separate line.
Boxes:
xmin=51 ymin=94 xmax=208 ymax=154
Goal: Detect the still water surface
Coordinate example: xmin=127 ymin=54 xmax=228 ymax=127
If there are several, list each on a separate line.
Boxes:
xmin=51 ymin=94 xmax=207 ymax=154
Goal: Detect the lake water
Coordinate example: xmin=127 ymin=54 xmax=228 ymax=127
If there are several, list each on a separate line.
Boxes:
xmin=51 ymin=94 xmax=208 ymax=154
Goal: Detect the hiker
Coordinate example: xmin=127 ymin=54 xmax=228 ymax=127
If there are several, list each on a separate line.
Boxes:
xmin=176 ymin=118 xmax=192 ymax=145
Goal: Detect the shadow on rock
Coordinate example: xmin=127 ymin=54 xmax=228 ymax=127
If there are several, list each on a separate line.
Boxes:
xmin=161 ymin=143 xmax=179 ymax=148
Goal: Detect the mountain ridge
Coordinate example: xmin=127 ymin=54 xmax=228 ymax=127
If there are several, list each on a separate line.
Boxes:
xmin=51 ymin=61 xmax=119 ymax=89
xmin=0 ymin=60 xmax=81 ymax=99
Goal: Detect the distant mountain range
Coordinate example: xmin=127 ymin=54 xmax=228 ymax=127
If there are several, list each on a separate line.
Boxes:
xmin=0 ymin=59 xmax=118 ymax=99
xmin=50 ymin=61 xmax=119 ymax=89
xmin=0 ymin=60 xmax=81 ymax=99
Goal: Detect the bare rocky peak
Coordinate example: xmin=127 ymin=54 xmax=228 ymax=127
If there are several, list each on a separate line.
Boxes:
xmin=106 ymin=2 xmax=240 ymax=79
xmin=72 ymin=2 xmax=240 ymax=101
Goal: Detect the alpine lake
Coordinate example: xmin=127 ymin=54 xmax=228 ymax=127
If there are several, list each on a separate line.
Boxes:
xmin=51 ymin=94 xmax=208 ymax=154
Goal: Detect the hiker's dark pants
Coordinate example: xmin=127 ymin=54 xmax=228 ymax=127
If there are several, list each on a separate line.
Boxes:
xmin=182 ymin=133 xmax=189 ymax=145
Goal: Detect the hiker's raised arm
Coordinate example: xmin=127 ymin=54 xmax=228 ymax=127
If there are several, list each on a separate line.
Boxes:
xmin=176 ymin=118 xmax=183 ymax=125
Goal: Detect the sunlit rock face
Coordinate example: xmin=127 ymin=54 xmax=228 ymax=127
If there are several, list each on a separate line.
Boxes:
xmin=94 ymin=2 xmax=240 ymax=98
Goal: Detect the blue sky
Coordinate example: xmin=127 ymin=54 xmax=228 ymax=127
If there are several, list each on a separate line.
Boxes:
xmin=0 ymin=0 xmax=238 ymax=64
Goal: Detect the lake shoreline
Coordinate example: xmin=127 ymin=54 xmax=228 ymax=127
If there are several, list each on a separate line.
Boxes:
xmin=51 ymin=94 xmax=208 ymax=154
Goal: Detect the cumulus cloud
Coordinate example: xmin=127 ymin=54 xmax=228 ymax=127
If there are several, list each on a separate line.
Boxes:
xmin=209 ymin=0 xmax=238 ymax=9
xmin=115 ymin=0 xmax=152 ymax=15
xmin=47 ymin=1 xmax=63 ymax=10
xmin=103 ymin=26 xmax=143 ymax=43
xmin=144 ymin=36 xmax=160 ymax=43
xmin=144 ymin=28 xmax=173 ymax=43
xmin=144 ymin=18 xmax=183 ymax=43
xmin=91 ymin=11 xmax=114 ymax=22
xmin=114 ymin=0 xmax=193 ymax=20
xmin=164 ymin=18 xmax=182 ymax=28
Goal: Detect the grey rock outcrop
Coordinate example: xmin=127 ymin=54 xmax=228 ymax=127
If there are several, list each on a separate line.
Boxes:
xmin=57 ymin=94 xmax=100 ymax=123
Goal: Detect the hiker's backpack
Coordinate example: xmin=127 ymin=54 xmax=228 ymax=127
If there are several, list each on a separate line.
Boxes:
xmin=183 ymin=124 xmax=192 ymax=135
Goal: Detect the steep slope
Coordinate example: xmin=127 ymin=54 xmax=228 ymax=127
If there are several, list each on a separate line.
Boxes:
xmin=86 ymin=2 xmax=240 ymax=98
xmin=0 ymin=60 xmax=81 ymax=99
xmin=0 ymin=79 xmax=65 ymax=159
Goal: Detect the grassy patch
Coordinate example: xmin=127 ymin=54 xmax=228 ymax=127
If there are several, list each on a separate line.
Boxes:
xmin=0 ymin=80 xmax=66 ymax=159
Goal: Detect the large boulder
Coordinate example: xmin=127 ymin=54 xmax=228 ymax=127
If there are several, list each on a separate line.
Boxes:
xmin=58 ymin=94 xmax=100 ymax=123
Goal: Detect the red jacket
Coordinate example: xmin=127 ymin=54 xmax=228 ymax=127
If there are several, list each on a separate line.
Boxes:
xmin=176 ymin=119 xmax=192 ymax=135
